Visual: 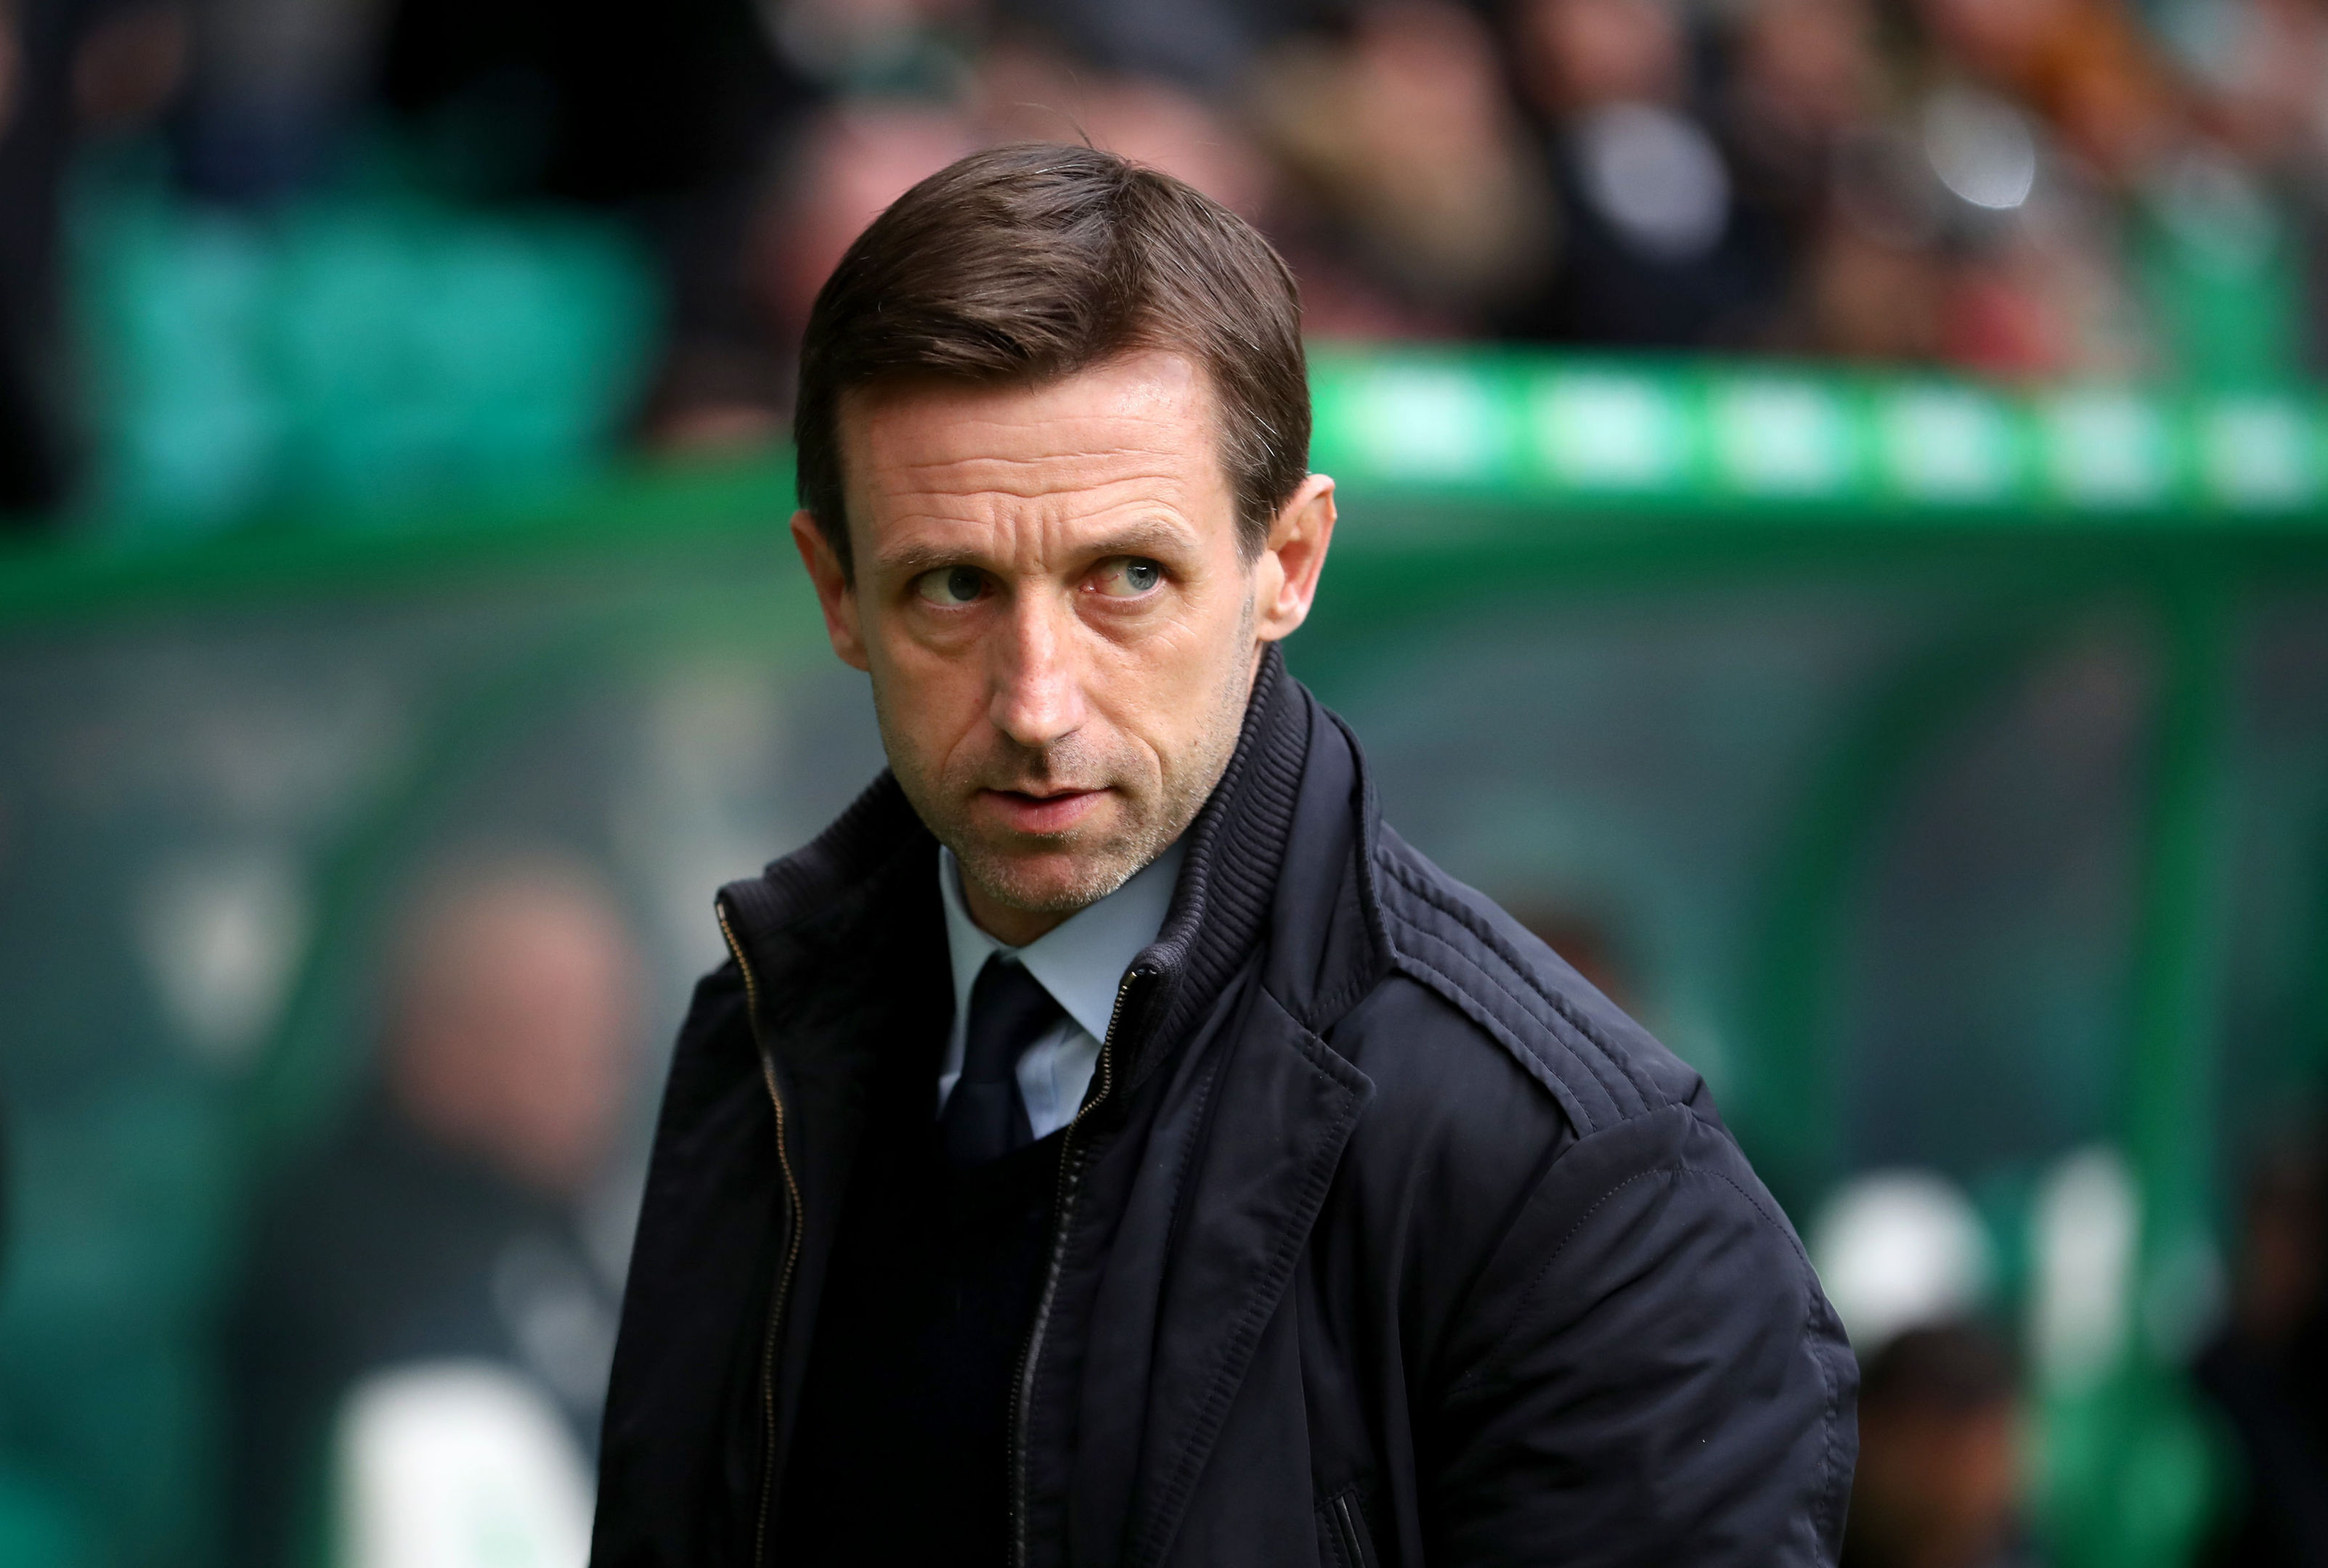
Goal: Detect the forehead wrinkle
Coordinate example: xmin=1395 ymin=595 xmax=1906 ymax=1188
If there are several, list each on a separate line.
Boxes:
xmin=840 ymin=353 xmax=1233 ymax=552
xmin=883 ymin=442 xmax=1197 ymax=502
xmin=850 ymin=356 xmax=1206 ymax=452
xmin=883 ymin=404 xmax=1187 ymax=451
xmin=868 ymin=455 xmax=1203 ymax=527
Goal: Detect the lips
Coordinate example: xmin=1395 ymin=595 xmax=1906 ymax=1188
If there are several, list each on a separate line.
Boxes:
xmin=976 ymin=786 xmax=1106 ymax=836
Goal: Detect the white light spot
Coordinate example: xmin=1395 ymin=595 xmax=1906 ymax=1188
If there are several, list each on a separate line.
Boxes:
xmin=1577 ymin=103 xmax=1732 ymax=262
xmin=1533 ymin=372 xmax=1688 ymax=490
xmin=1810 ymin=1169 xmax=1995 ymax=1356
xmin=334 ymin=1361 xmax=593 ymax=1568
xmin=1357 ymin=367 xmax=1502 ymax=481
xmin=1924 ymin=89 xmax=2038 ymax=212
xmin=2201 ymin=399 xmax=2315 ymax=506
xmin=134 ymin=845 xmax=309 ymax=1070
xmin=2029 ymin=1145 xmax=2139 ymax=1389
xmin=1884 ymin=386 xmax=2016 ymax=500
xmin=1713 ymin=380 xmax=1852 ymax=495
xmin=2047 ymin=392 xmax=2173 ymax=505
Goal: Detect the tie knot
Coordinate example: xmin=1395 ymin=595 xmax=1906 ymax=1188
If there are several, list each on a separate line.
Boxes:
xmin=942 ymin=956 xmax=1064 ymax=1164
xmin=960 ymin=957 xmax=1063 ymax=1085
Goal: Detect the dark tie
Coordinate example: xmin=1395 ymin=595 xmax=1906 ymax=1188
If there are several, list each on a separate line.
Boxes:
xmin=940 ymin=955 xmax=1063 ymax=1165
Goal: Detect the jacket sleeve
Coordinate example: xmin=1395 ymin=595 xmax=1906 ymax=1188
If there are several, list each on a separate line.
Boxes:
xmin=1423 ymin=1100 xmax=1857 ymax=1567
xmin=593 ymin=963 xmax=780 ymax=1567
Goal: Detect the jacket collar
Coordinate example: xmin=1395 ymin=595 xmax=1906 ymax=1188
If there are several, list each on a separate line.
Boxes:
xmin=717 ymin=643 xmax=1393 ymax=1074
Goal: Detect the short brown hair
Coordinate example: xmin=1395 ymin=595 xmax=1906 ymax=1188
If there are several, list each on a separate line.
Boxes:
xmin=794 ymin=144 xmax=1310 ymax=576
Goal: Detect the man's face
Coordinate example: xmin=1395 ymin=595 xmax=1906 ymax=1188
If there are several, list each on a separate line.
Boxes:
xmin=792 ymin=350 xmax=1334 ymax=944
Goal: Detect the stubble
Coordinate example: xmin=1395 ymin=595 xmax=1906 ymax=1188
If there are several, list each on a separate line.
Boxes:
xmin=881 ymin=596 xmax=1258 ymax=923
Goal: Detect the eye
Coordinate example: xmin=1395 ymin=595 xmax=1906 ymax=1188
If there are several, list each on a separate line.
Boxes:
xmin=913 ymin=565 xmax=987 ymax=606
xmin=1091 ymin=557 xmax=1165 ymax=599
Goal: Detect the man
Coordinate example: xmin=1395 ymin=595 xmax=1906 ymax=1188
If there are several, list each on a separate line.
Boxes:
xmin=232 ymin=856 xmax=638 ymax=1567
xmin=1843 ymin=1325 xmax=2034 ymax=1568
xmin=593 ymin=144 xmax=1855 ymax=1567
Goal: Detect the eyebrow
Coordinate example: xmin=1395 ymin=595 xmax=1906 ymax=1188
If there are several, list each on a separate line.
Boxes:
xmin=872 ymin=518 xmax=1194 ymax=578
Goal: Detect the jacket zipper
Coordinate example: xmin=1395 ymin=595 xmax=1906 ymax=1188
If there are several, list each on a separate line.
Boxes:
xmin=717 ymin=901 xmax=804 ymax=1568
xmin=1006 ymin=963 xmax=1145 ymax=1568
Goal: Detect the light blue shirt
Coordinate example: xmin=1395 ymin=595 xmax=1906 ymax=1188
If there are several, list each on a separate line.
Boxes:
xmin=936 ymin=839 xmax=1185 ymax=1140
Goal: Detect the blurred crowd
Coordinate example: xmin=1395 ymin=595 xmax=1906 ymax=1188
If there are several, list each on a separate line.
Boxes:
xmin=5 ymin=0 xmax=2328 ymax=519
xmin=1822 ymin=1135 xmax=2328 ymax=1568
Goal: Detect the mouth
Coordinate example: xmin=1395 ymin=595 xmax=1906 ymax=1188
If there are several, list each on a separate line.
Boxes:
xmin=975 ymin=785 xmax=1107 ymax=836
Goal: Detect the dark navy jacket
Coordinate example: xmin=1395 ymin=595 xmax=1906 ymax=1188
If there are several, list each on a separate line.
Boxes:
xmin=593 ymin=648 xmax=1857 ymax=1567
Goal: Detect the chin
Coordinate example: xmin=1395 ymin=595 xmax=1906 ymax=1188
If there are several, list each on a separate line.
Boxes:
xmin=961 ymin=840 xmax=1147 ymax=918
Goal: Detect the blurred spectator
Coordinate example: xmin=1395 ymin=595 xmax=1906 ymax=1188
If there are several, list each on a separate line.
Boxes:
xmin=1794 ymin=135 xmax=1952 ymax=362
xmin=1845 ymin=1322 xmax=2038 ymax=1568
xmin=730 ymin=36 xmax=1279 ymax=439
xmin=2194 ymin=1139 xmax=2328 ymax=1567
xmin=987 ymin=0 xmax=1318 ymax=97
xmin=766 ymin=0 xmax=977 ymax=94
xmin=224 ymin=853 xmax=641 ymax=1568
xmin=0 ymin=0 xmax=184 ymax=524
xmin=1255 ymin=1 xmax=1557 ymax=336
xmin=1902 ymin=0 xmax=2173 ymax=378
xmin=1908 ymin=0 xmax=2177 ymax=183
xmin=1500 ymin=0 xmax=1785 ymax=346
xmin=1713 ymin=0 xmax=1950 ymax=360
xmin=1725 ymin=0 xmax=1884 ymax=225
xmin=380 ymin=0 xmax=815 ymax=454
xmin=174 ymin=0 xmax=381 ymax=200
xmin=739 ymin=96 xmax=982 ymax=437
xmin=974 ymin=39 xmax=1272 ymax=215
xmin=0 ymin=0 xmax=68 ymax=522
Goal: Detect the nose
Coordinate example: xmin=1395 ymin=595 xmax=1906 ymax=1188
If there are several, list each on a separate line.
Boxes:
xmin=987 ymin=583 xmax=1087 ymax=753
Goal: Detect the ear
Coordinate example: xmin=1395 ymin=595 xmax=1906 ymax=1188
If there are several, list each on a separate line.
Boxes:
xmin=790 ymin=510 xmax=870 ymax=671
xmin=1253 ymin=474 xmax=1337 ymax=644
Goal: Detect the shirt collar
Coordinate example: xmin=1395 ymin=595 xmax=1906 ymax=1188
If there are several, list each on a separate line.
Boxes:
xmin=938 ymin=838 xmax=1185 ymax=1043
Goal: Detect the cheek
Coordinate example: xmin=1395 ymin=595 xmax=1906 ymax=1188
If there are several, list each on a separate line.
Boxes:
xmin=867 ymin=614 xmax=998 ymax=763
xmin=1090 ymin=587 xmax=1247 ymax=761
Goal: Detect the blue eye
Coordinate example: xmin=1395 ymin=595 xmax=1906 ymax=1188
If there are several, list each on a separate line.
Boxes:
xmin=1096 ymin=558 xmax=1163 ymax=598
xmin=915 ymin=566 xmax=985 ymax=605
